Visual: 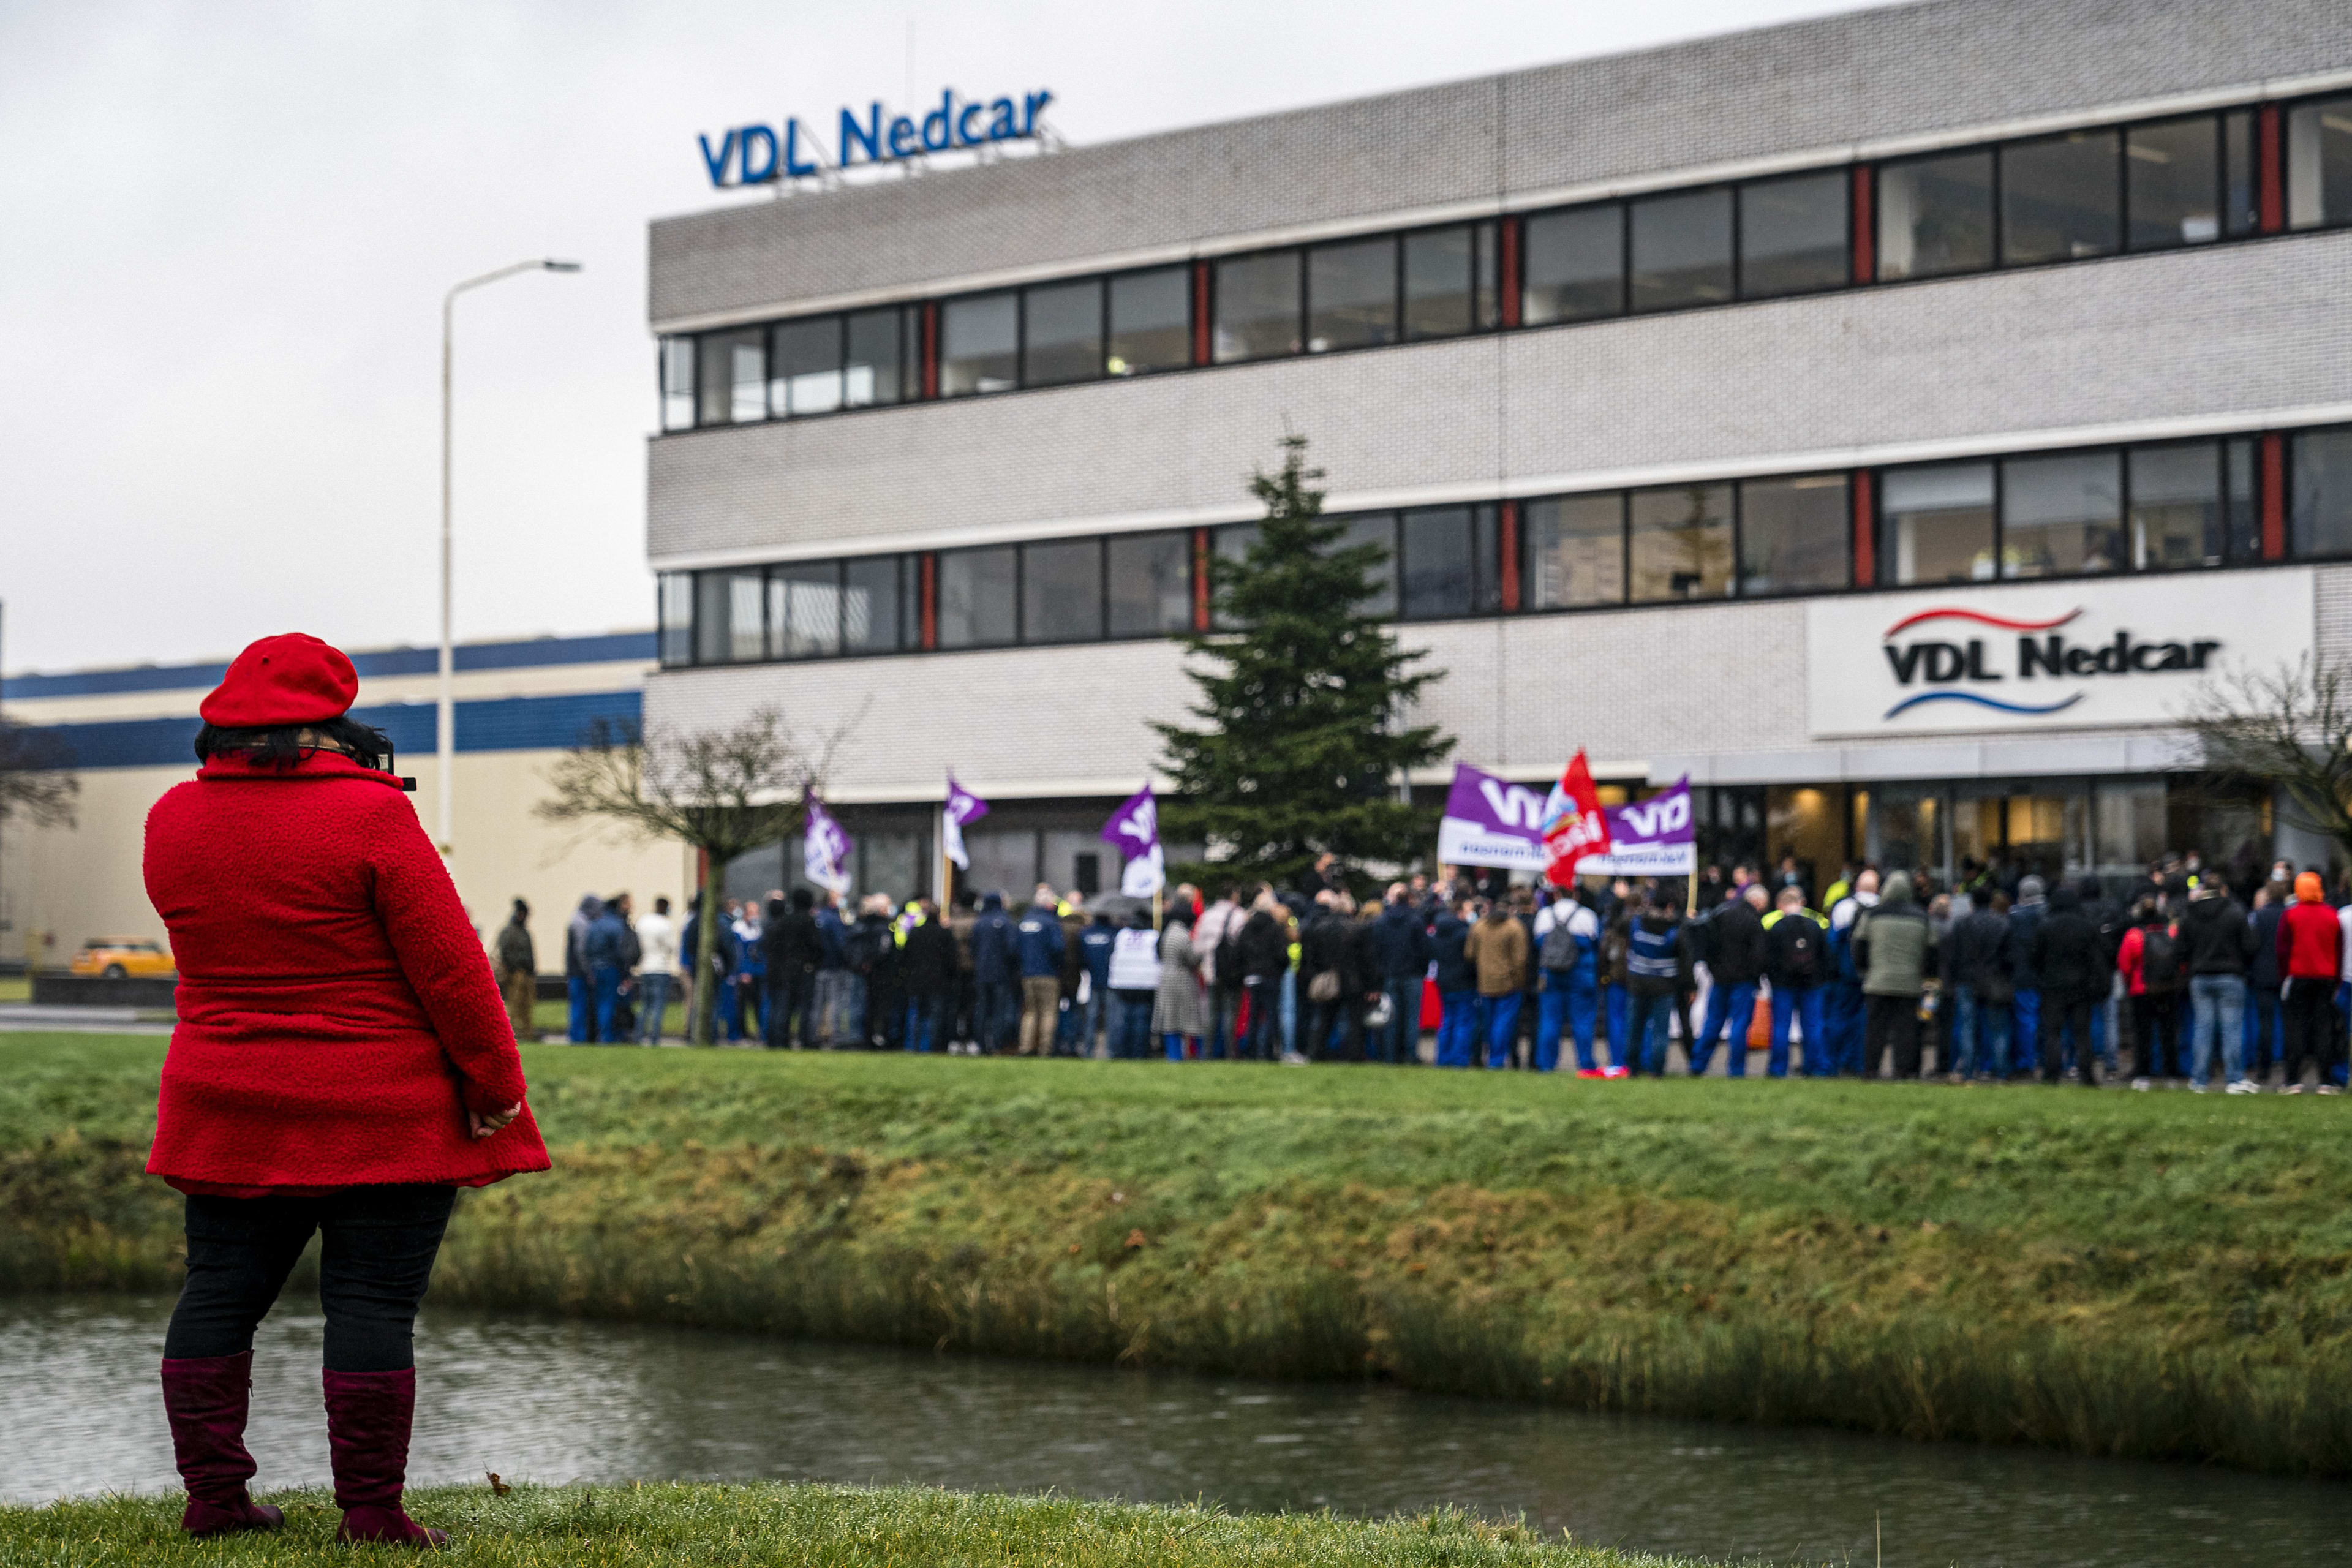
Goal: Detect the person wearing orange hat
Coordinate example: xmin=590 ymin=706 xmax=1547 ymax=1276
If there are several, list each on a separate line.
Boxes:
xmin=145 ymin=633 xmax=550 ymax=1546
xmin=2276 ymin=870 xmax=2341 ymax=1095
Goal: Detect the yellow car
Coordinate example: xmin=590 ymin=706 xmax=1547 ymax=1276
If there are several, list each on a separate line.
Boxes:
xmin=70 ymin=937 xmax=175 ymax=979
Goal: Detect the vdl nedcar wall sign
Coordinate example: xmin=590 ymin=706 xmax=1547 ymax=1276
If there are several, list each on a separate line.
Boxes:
xmin=698 ymin=88 xmax=1055 ymax=187
xmin=1804 ymin=570 xmax=2314 ymax=737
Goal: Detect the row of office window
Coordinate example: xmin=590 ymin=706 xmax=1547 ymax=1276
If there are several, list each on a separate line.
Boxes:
xmin=655 ymin=425 xmax=2352 ymax=668
xmin=658 ymin=93 xmax=2352 ymax=433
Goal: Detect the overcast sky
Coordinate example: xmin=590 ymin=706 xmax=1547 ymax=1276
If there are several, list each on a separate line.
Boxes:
xmin=1 ymin=0 xmax=1883 ymax=676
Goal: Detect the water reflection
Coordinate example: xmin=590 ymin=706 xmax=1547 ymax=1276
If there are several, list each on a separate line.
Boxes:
xmin=7 ymin=1297 xmax=2349 ymax=1566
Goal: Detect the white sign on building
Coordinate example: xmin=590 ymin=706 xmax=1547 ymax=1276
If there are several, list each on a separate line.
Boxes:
xmin=1806 ymin=570 xmax=2314 ymax=737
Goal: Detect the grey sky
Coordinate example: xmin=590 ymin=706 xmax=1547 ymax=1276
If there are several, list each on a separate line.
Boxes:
xmin=1 ymin=0 xmax=1881 ymax=675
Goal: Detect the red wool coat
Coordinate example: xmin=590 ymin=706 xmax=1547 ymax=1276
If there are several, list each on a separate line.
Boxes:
xmin=143 ymin=750 xmax=551 ymax=1193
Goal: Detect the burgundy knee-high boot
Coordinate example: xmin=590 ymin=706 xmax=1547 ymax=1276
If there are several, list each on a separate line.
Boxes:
xmin=159 ymin=1352 xmax=285 ymax=1537
xmin=323 ymin=1368 xmax=447 ymax=1547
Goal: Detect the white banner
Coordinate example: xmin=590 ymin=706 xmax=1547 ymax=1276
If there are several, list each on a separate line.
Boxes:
xmin=1806 ymin=570 xmax=2314 ymax=737
xmin=1575 ymin=842 xmax=1697 ymax=876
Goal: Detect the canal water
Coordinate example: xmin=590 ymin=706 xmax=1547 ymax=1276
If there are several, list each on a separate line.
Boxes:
xmin=7 ymin=1296 xmax=2348 ymax=1566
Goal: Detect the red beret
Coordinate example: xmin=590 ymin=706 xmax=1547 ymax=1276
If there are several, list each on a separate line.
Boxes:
xmin=199 ymin=634 xmax=360 ymax=728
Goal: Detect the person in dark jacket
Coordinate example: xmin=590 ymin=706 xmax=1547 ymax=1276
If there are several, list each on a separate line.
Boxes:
xmin=812 ymin=893 xmax=850 ymax=1046
xmin=968 ymin=892 xmax=1018 ymax=1055
xmin=1235 ymin=895 xmax=1292 ymax=1061
xmin=1941 ymin=890 xmax=2013 ymax=1082
xmin=1690 ymin=883 xmax=1768 ymax=1077
xmin=582 ymin=897 xmax=634 ymax=1046
xmin=2246 ymin=878 xmax=2289 ymax=1082
xmin=1429 ymin=898 xmax=1476 ymax=1068
xmin=2027 ymin=884 xmax=2109 ymax=1085
xmin=761 ymin=889 xmax=823 ymax=1050
xmin=1852 ymin=871 xmax=1934 ymax=1079
xmin=2181 ymin=876 xmax=2259 ymax=1091
xmin=2006 ymin=876 xmax=2048 ymax=1076
xmin=564 ymin=893 xmax=603 ymax=1044
xmin=1760 ymin=888 xmax=1828 ymax=1079
xmin=899 ymin=900 xmax=959 ymax=1052
xmin=2075 ymin=874 xmax=2125 ymax=1077
xmin=1371 ymin=888 xmax=1433 ymax=1065
xmin=494 ymin=900 xmax=536 ymax=1038
xmin=1297 ymin=895 xmax=1352 ymax=1061
xmin=1014 ymin=888 xmax=1067 ymax=1057
xmin=1621 ymin=897 xmax=1681 ymax=1077
xmin=1077 ymin=910 xmax=1117 ymax=1057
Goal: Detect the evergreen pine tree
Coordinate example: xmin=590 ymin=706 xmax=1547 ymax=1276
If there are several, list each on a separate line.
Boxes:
xmin=1154 ymin=436 xmax=1452 ymax=893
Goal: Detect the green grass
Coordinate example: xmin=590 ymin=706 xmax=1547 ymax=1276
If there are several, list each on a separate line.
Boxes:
xmin=0 ymin=1483 xmax=1677 ymax=1566
xmin=8 ymin=1033 xmax=2352 ymax=1474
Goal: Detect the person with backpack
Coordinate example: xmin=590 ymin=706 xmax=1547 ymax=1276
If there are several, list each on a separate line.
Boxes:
xmin=1941 ymin=889 xmax=2013 ymax=1082
xmin=1533 ymin=886 xmax=1601 ymax=1073
xmin=898 ymin=899 xmax=958 ymax=1054
xmin=1621 ymin=895 xmax=1681 ymax=1077
xmin=2181 ymin=872 xmax=2259 ymax=1092
xmin=1852 ymin=870 xmax=1935 ymax=1080
xmin=1761 ymin=886 xmax=1829 ymax=1079
xmin=2030 ymin=884 xmax=2111 ymax=1086
xmin=1690 ymin=883 xmax=1768 ymax=1077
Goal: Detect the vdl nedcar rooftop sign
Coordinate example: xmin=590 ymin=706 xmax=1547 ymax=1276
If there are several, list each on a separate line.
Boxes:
xmin=698 ymin=87 xmax=1055 ymax=187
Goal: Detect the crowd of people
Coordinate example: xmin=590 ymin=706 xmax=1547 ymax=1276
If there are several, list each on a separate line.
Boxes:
xmin=500 ymin=848 xmax=2352 ymax=1090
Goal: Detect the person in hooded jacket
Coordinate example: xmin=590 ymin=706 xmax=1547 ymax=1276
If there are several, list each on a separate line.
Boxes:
xmin=968 ymin=892 xmax=1018 ymax=1055
xmin=2245 ymin=878 xmax=2289 ymax=1083
xmin=1852 ymin=870 xmax=1934 ymax=1079
xmin=2278 ymin=870 xmax=2343 ymax=1091
xmin=564 ymin=894 xmax=602 ymax=1042
xmin=2027 ymin=884 xmax=2109 ymax=1085
xmin=143 ymin=634 xmax=549 ymax=1547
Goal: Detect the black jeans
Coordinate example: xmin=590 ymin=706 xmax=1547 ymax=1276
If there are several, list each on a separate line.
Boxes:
xmin=165 ymin=1185 xmax=456 ymax=1372
xmin=2043 ymin=993 xmax=2098 ymax=1082
xmin=1864 ymin=993 xmax=1922 ymax=1079
xmin=766 ymin=968 xmax=815 ymax=1048
xmin=2284 ymin=976 xmax=2336 ymax=1086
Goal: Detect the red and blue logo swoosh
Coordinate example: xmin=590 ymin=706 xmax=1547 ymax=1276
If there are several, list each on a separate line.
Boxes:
xmin=1880 ymin=606 xmax=2084 ymax=720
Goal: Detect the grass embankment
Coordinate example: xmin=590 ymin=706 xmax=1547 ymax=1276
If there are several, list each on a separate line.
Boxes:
xmin=7 ymin=1035 xmax=2352 ymax=1474
xmin=1 ymin=1483 xmax=1670 ymax=1567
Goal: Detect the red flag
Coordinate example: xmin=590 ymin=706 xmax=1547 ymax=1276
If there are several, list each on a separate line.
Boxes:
xmin=1540 ymin=751 xmax=1611 ymax=888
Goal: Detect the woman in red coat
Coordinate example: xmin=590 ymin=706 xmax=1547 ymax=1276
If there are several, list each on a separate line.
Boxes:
xmin=146 ymin=633 xmax=549 ymax=1546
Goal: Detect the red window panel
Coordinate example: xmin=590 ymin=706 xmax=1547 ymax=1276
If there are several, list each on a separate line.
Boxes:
xmin=1191 ymin=262 xmax=1212 ymax=366
xmin=1850 ymin=166 xmax=1876 ymax=283
xmin=1851 ymin=470 xmax=1877 ymax=586
xmin=1191 ymin=528 xmax=1212 ymax=631
xmin=921 ymin=303 xmax=940 ymax=400
xmin=2261 ymin=433 xmax=2286 ymax=559
xmin=1498 ymin=216 xmax=1521 ymax=329
xmin=1497 ymin=500 xmax=1521 ymax=611
xmin=2258 ymin=104 xmax=2284 ymax=235
xmin=919 ymin=553 xmax=938 ymax=648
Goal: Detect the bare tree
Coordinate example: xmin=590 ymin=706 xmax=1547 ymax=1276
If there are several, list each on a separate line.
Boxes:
xmin=0 ymin=720 xmax=79 ymax=830
xmin=535 ymin=707 xmax=856 ymax=1044
xmin=2180 ymin=655 xmax=2352 ymax=868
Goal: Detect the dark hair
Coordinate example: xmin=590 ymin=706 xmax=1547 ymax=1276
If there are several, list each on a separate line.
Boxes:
xmin=194 ymin=716 xmax=394 ymax=774
xmin=654 ymin=896 xmax=670 ymax=913
xmin=790 ymin=888 xmax=815 ymax=911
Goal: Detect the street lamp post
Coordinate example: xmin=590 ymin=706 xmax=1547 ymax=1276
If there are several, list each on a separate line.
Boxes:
xmin=438 ymin=258 xmax=581 ymax=855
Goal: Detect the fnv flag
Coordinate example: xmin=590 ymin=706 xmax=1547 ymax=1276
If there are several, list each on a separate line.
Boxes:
xmin=1101 ymin=786 xmax=1164 ymax=897
xmin=1539 ymin=751 xmax=1610 ymax=888
xmin=942 ymin=774 xmax=989 ymax=870
xmin=803 ymin=792 xmax=854 ymax=895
